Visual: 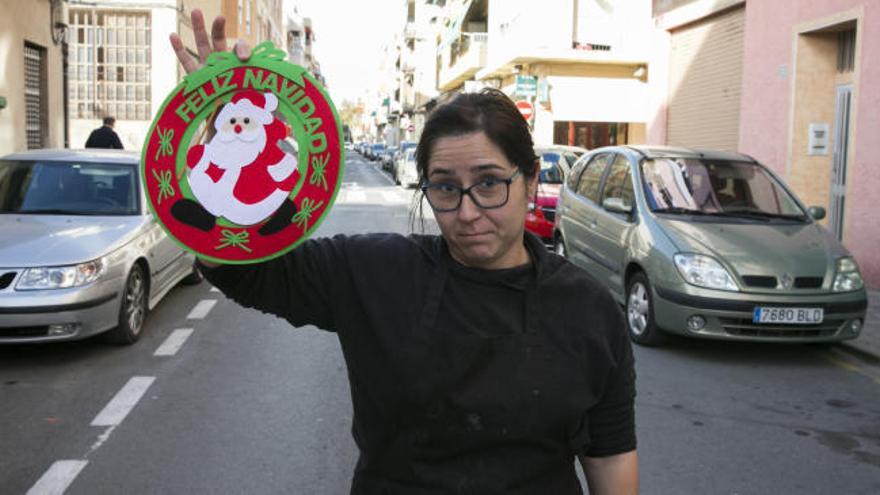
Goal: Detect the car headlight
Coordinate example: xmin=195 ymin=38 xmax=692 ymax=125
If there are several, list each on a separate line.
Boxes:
xmin=16 ymin=259 xmax=104 ymax=291
xmin=674 ymin=253 xmax=739 ymax=291
xmin=833 ymin=257 xmax=864 ymax=292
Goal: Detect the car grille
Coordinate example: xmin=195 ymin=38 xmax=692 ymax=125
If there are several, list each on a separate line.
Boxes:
xmin=719 ymin=317 xmax=841 ymax=338
xmin=740 ymin=275 xmax=825 ymax=289
xmin=0 ymin=271 xmax=16 ymax=290
xmin=541 ymin=207 xmax=556 ymax=222
xmin=0 ymin=326 xmax=50 ymax=338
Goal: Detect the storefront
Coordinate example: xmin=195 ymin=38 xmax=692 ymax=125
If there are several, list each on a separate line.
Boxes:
xmin=553 ymin=121 xmax=629 ymax=150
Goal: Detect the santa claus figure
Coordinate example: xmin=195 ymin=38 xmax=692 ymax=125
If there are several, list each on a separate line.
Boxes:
xmin=171 ymin=90 xmax=299 ymax=235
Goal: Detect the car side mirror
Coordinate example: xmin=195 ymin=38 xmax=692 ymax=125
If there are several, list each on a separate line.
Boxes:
xmin=807 ymin=206 xmax=826 ymax=221
xmin=602 ymin=197 xmax=633 ymax=215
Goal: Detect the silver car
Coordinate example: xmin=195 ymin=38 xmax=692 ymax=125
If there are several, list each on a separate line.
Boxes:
xmin=554 ymin=146 xmax=868 ymax=346
xmin=0 ymin=149 xmax=201 ymax=344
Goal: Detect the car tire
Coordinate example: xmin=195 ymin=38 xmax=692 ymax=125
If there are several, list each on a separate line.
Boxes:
xmin=104 ymin=264 xmax=148 ymax=345
xmin=554 ymin=235 xmax=567 ymax=258
xmin=181 ymin=261 xmax=204 ymax=286
xmin=626 ymin=272 xmax=665 ymax=346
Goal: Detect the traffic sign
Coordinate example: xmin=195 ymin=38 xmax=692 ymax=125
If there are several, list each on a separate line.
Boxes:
xmin=515 ymin=75 xmax=537 ymax=97
xmin=515 ymin=100 xmax=534 ymax=121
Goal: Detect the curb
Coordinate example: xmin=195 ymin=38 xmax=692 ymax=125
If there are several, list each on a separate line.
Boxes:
xmin=836 ymin=341 xmax=880 ymax=365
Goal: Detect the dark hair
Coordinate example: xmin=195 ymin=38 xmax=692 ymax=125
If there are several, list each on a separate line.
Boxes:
xmin=103 ymin=116 xmax=116 ymax=126
xmin=415 ymin=88 xmax=537 ymax=184
xmin=410 ymin=89 xmax=538 ymax=233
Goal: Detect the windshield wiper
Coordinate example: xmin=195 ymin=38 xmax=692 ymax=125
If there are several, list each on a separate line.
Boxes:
xmin=715 ymin=210 xmax=807 ymax=222
xmin=652 ymin=207 xmax=714 ymax=215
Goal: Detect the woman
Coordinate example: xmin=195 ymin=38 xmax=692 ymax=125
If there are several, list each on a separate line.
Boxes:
xmin=172 ymin=10 xmax=638 ymax=494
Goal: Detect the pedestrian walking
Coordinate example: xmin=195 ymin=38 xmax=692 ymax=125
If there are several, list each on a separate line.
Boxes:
xmin=171 ymin=10 xmax=638 ymax=494
xmin=85 ymin=116 xmax=124 ymax=149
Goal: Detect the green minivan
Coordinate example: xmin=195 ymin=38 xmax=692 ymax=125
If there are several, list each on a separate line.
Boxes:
xmin=554 ymin=146 xmax=868 ymax=346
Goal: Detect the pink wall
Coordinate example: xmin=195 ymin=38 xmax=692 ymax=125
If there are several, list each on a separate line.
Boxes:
xmin=739 ymin=0 xmax=880 ymax=288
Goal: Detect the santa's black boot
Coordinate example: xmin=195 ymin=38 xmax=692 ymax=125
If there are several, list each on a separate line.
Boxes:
xmin=171 ymin=199 xmax=216 ymax=232
xmin=259 ymin=199 xmax=298 ymax=236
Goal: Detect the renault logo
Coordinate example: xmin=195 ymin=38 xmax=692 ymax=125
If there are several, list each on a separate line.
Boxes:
xmin=780 ymin=273 xmax=794 ymax=289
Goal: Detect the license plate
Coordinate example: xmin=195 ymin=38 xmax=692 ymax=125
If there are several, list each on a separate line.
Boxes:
xmin=752 ymin=307 xmax=824 ymax=324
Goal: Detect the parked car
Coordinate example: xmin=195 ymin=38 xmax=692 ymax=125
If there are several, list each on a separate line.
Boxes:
xmin=554 ymin=146 xmax=868 ymax=346
xmin=370 ymin=143 xmax=386 ymax=162
xmin=0 ymin=149 xmax=202 ymax=345
xmin=392 ymin=141 xmax=418 ymax=183
xmin=382 ymin=146 xmax=399 ymax=171
xmin=395 ymin=148 xmax=419 ymax=188
xmin=525 ymin=145 xmax=587 ymax=245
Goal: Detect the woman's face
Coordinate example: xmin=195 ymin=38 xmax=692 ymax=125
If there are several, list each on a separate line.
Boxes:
xmin=426 ymin=131 xmax=536 ymax=270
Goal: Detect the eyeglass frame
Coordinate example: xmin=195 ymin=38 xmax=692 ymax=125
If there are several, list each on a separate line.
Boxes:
xmin=420 ymin=169 xmax=523 ymax=212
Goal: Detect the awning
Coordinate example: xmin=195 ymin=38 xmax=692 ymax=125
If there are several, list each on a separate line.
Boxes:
xmin=439 ymin=0 xmax=473 ymax=49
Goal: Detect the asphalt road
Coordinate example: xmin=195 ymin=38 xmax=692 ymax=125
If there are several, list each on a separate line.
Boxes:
xmin=2 ymin=152 xmax=879 ymax=494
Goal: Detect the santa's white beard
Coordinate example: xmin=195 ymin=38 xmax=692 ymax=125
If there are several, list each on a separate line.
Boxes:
xmin=207 ymin=128 xmax=266 ymax=169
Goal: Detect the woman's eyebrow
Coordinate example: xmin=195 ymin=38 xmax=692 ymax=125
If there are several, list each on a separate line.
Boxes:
xmin=471 ymin=163 xmax=506 ymax=172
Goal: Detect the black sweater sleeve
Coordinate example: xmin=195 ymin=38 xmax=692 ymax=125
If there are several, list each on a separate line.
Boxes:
xmin=583 ymin=303 xmax=637 ymax=457
xmin=199 ymin=235 xmax=348 ymax=331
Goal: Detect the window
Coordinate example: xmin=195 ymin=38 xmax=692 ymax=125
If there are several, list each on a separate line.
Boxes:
xmin=600 ymin=154 xmax=634 ymax=210
xmin=68 ymin=9 xmax=151 ymax=120
xmin=566 ymin=155 xmax=589 ymax=190
xmin=575 ymin=154 xmax=610 ymax=203
xmin=24 ymin=43 xmax=48 ymax=149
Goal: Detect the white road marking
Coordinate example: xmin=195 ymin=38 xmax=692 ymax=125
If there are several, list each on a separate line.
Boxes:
xmin=91 ymin=376 xmax=155 ymax=427
xmin=210 ymin=286 xmax=220 ymax=293
xmin=346 ymin=191 xmax=367 ymax=203
xmin=381 ymin=191 xmax=403 ymax=203
xmin=154 ymin=328 xmax=195 ymax=357
xmin=187 ymin=300 xmax=217 ymax=319
xmin=26 ymin=460 xmax=89 ymax=495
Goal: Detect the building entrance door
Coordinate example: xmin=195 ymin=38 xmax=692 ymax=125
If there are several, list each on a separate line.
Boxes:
xmin=829 ymin=84 xmax=853 ymax=240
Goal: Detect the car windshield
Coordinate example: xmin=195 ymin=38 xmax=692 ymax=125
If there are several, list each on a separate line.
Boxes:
xmin=641 ymin=158 xmax=805 ymax=219
xmin=0 ymin=160 xmax=140 ymax=216
xmin=537 ymin=152 xmax=564 ymax=184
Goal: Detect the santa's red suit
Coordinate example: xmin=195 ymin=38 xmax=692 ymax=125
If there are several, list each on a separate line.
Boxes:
xmin=186 ymin=91 xmax=300 ymax=226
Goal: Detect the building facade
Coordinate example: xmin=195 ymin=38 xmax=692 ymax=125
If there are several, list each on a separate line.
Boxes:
xmin=0 ymin=0 xmax=67 ymax=155
xmin=647 ymin=0 xmax=880 ymax=288
xmin=436 ymin=0 xmax=654 ymax=149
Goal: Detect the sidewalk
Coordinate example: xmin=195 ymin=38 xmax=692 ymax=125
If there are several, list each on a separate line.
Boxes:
xmin=839 ymin=290 xmax=880 ymax=360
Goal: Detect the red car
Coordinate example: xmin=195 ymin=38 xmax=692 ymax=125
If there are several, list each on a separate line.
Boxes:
xmin=526 ymin=145 xmax=586 ymax=245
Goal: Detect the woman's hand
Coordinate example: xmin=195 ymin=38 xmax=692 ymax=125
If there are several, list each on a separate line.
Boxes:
xmin=169 ymin=9 xmax=251 ymax=74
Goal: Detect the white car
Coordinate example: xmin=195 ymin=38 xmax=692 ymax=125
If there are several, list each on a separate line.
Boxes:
xmin=0 ymin=149 xmax=201 ymax=345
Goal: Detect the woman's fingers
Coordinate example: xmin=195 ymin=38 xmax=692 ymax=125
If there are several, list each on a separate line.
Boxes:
xmin=234 ymin=40 xmax=252 ymax=62
xmin=211 ymin=16 xmax=228 ymax=53
xmin=169 ymin=33 xmax=199 ymax=74
xmin=192 ymin=9 xmax=213 ymax=63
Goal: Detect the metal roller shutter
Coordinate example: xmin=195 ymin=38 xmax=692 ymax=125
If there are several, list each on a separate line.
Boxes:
xmin=667 ymin=7 xmax=745 ymax=151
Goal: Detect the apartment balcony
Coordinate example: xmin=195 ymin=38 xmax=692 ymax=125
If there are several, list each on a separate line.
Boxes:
xmin=438 ymin=32 xmax=488 ymax=92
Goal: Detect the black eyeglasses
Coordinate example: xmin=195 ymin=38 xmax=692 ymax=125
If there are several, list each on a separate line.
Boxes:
xmin=421 ymin=170 xmax=522 ymax=212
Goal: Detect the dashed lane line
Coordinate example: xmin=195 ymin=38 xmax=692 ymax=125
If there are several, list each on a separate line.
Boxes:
xmin=154 ymin=328 xmax=195 ymax=357
xmin=90 ymin=376 xmax=156 ymax=427
xmin=187 ymin=299 xmax=217 ymax=320
xmin=26 ymin=460 xmax=89 ymax=495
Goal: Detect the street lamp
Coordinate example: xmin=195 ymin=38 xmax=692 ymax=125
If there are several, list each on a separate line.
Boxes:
xmin=50 ymin=0 xmax=70 ymax=46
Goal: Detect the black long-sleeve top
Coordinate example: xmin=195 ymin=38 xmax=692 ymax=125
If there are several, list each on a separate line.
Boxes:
xmin=202 ymin=232 xmax=636 ymax=494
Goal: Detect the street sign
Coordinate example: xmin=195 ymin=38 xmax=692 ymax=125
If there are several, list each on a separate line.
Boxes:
xmin=515 ymin=75 xmax=537 ymax=97
xmin=515 ymin=100 xmax=534 ymax=121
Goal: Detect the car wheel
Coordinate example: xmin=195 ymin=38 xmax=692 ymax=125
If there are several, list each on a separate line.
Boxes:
xmin=104 ymin=264 xmax=147 ymax=345
xmin=554 ymin=235 xmax=567 ymax=258
xmin=181 ymin=261 xmax=204 ymax=285
xmin=626 ymin=272 xmax=665 ymax=346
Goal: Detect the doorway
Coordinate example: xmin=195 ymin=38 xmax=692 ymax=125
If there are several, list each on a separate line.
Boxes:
xmin=829 ymin=84 xmax=852 ymax=240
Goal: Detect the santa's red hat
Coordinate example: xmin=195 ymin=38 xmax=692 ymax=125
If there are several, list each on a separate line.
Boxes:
xmin=216 ymin=91 xmax=278 ymax=127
